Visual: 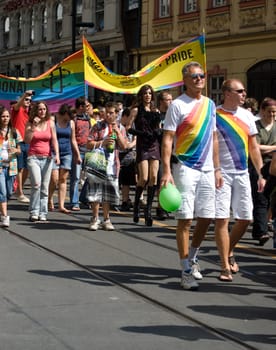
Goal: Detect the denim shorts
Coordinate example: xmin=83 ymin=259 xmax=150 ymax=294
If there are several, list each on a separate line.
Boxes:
xmin=17 ymin=142 xmax=29 ymax=169
xmin=52 ymin=153 xmax=72 ymax=170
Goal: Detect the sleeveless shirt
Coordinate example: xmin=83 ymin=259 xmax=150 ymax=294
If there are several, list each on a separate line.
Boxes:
xmin=28 ymin=120 xmax=52 ymax=157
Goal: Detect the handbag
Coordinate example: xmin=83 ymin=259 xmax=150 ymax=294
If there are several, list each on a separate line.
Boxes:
xmin=84 ymin=147 xmax=108 ymax=182
xmin=119 ymin=149 xmax=136 ymax=167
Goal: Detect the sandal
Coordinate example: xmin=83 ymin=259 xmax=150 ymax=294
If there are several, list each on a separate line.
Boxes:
xmin=59 ymin=208 xmax=71 ymax=214
xmin=71 ymin=206 xmax=80 ymax=212
xmin=219 ymin=268 xmax=233 ymax=282
xmin=229 ymin=256 xmax=239 ymax=274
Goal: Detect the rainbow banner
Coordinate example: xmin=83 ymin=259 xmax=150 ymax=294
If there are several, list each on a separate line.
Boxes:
xmin=83 ymin=34 xmax=206 ymax=94
xmin=0 ymin=50 xmax=85 ymax=113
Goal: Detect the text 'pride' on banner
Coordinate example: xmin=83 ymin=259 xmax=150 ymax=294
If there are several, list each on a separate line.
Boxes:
xmin=83 ymin=34 xmax=206 ymax=94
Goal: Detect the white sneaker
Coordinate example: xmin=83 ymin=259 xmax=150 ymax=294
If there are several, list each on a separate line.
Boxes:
xmin=191 ymin=261 xmax=203 ymax=280
xmin=2 ymin=216 xmax=10 ymax=227
xmin=39 ymin=217 xmax=48 ymax=222
xmin=102 ymin=219 xmax=115 ymax=231
xmin=180 ymin=271 xmax=199 ymax=290
xmin=17 ymin=195 xmax=30 ymax=203
xmin=29 ymin=215 xmax=39 ymax=222
xmin=89 ymin=217 xmax=101 ymax=231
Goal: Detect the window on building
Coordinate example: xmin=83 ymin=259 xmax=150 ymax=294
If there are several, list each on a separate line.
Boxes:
xmin=16 ymin=15 xmax=21 ymax=47
xmin=55 ymin=3 xmax=63 ymax=39
xmin=42 ymin=7 xmax=47 ymax=42
xmin=209 ymin=75 xmax=225 ymax=105
xmin=212 ymin=0 xmax=226 ymax=7
xmin=30 ymin=10 xmax=34 ymax=44
xmin=96 ymin=0 xmax=104 ymax=31
xmin=184 ymin=0 xmax=197 ymax=13
xmin=128 ymin=0 xmax=139 ymax=10
xmin=76 ymin=0 xmax=82 ymax=24
xmin=26 ymin=63 xmax=32 ymax=78
xmin=116 ymin=51 xmax=128 ymax=74
xmin=3 ymin=17 xmax=10 ymax=49
xmin=15 ymin=64 xmax=23 ymax=78
xmin=159 ymin=0 xmax=170 ymax=18
xmin=39 ymin=61 xmax=46 ymax=74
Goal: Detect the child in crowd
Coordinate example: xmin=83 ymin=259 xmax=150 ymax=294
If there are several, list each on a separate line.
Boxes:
xmin=86 ymin=101 xmax=127 ymax=231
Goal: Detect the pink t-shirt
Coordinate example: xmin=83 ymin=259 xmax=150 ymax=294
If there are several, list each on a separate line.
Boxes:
xmin=28 ymin=120 xmax=52 ymax=157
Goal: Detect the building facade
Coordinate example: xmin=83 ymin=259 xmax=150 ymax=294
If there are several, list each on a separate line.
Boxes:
xmin=0 ymin=0 xmax=131 ymax=103
xmin=137 ymin=0 xmax=276 ymax=104
xmin=0 ymin=0 xmax=275 ymax=105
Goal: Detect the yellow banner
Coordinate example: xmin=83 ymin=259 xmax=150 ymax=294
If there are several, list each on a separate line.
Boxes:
xmin=83 ymin=35 xmax=206 ymax=94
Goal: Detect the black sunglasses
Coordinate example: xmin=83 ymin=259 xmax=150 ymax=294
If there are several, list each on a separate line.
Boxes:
xmin=232 ymin=89 xmax=246 ymax=94
xmin=190 ymin=73 xmax=205 ymax=79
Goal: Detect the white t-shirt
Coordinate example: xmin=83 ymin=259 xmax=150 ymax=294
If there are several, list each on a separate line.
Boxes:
xmin=164 ymin=93 xmax=216 ymax=171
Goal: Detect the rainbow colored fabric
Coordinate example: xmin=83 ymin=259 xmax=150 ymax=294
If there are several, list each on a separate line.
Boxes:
xmin=83 ymin=34 xmax=206 ymax=94
xmin=0 ymin=34 xmax=205 ymax=111
xmin=175 ymin=97 xmax=214 ymax=169
xmin=0 ymin=50 xmax=85 ymax=113
xmin=216 ymin=108 xmax=249 ymax=170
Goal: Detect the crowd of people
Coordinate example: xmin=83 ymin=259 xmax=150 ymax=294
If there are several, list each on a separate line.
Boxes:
xmin=1 ymin=61 xmax=276 ymax=291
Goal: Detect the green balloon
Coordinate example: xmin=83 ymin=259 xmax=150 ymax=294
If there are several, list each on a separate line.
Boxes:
xmin=159 ymin=183 xmax=181 ymax=212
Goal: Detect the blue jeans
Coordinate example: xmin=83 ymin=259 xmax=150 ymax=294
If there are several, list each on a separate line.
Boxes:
xmin=0 ymin=167 xmax=14 ymax=202
xmin=70 ymin=151 xmax=85 ymax=208
xmin=27 ymin=156 xmax=53 ymax=218
xmin=17 ymin=142 xmax=30 ymax=169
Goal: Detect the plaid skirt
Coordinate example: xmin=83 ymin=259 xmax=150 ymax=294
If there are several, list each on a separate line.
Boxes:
xmin=87 ymin=173 xmax=120 ymax=205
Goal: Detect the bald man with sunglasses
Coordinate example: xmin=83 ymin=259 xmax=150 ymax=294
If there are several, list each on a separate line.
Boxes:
xmin=215 ymin=79 xmax=265 ymax=282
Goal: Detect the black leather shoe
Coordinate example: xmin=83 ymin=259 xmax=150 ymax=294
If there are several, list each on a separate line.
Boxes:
xmin=258 ymin=234 xmax=270 ymax=246
xmin=156 ymin=208 xmax=168 ymax=221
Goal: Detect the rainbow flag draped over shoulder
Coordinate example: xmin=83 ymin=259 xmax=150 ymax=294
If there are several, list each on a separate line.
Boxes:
xmin=0 ymin=50 xmax=85 ymax=113
xmin=216 ymin=108 xmax=249 ymax=170
xmin=83 ymin=34 xmax=206 ymax=94
xmin=175 ymin=97 xmax=214 ymax=169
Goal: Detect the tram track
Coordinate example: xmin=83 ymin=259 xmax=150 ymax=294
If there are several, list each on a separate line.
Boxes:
xmin=54 ymin=209 xmax=276 ymax=287
xmin=5 ymin=225 xmax=263 ymax=350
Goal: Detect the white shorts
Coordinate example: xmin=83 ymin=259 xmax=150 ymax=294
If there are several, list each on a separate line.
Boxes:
xmin=215 ymin=171 xmax=253 ymax=220
xmin=173 ymin=163 xmax=215 ymax=220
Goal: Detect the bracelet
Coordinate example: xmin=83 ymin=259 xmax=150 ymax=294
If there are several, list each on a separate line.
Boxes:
xmin=258 ymin=174 xmax=263 ymax=179
xmin=214 ymin=167 xmax=221 ymax=172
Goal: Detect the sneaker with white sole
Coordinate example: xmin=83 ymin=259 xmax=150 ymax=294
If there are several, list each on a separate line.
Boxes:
xmin=102 ymin=219 xmax=115 ymax=231
xmin=29 ymin=215 xmax=39 ymax=222
xmin=17 ymin=195 xmax=30 ymax=203
xmin=39 ymin=217 xmax=48 ymax=222
xmin=180 ymin=271 xmax=199 ymax=290
xmin=191 ymin=261 xmax=203 ymax=280
xmin=2 ymin=216 xmax=10 ymax=227
xmin=89 ymin=217 xmax=101 ymax=231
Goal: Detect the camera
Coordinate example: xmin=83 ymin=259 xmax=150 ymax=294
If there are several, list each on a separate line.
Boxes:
xmin=25 ymin=90 xmax=35 ymax=96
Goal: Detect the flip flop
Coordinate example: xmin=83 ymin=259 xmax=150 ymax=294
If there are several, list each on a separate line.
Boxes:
xmin=59 ymin=208 xmax=71 ymax=214
xmin=71 ymin=207 xmax=80 ymax=211
xmin=219 ymin=268 xmax=233 ymax=282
